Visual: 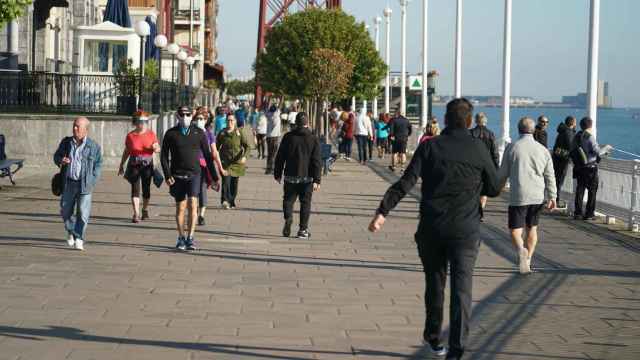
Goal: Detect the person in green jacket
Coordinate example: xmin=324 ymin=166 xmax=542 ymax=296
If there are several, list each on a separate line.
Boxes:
xmin=216 ymin=115 xmax=250 ymax=209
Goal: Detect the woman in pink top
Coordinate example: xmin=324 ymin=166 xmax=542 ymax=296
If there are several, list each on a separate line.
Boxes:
xmin=420 ymin=118 xmax=441 ymax=144
xmin=118 ymin=111 xmax=160 ymax=223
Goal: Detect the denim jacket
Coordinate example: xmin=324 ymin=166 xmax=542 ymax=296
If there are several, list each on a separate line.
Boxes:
xmin=53 ymin=136 xmax=103 ymax=194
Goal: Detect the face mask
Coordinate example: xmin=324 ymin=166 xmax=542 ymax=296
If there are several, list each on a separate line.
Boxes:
xmin=179 ymin=115 xmax=191 ymax=128
xmin=196 ymin=119 xmax=206 ymax=130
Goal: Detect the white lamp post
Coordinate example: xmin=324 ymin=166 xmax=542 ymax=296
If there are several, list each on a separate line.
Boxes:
xmin=176 ymin=50 xmax=188 ymax=86
xmin=454 ymin=0 xmax=463 ymax=98
xmin=167 ymin=43 xmax=180 ymax=83
xmin=499 ymin=0 xmax=513 ymax=161
xmin=399 ymin=0 xmax=409 ymax=116
xmin=134 ymin=20 xmax=151 ymax=110
xmin=383 ymin=7 xmax=392 ymax=114
xmin=153 ymin=34 xmax=168 ymax=111
xmin=587 ymin=0 xmax=600 ymax=138
xmin=373 ymin=16 xmax=382 ymax=119
xmin=421 ymin=0 xmax=429 ymax=131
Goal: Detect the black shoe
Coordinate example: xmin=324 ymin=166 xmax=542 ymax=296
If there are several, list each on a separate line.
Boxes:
xmin=265 ymin=169 xmax=273 ymax=175
xmin=388 ymin=165 xmax=395 ymax=172
xmin=573 ymin=214 xmax=582 ymax=220
xmin=141 ymin=210 xmax=149 ymax=220
xmin=282 ymin=218 xmax=293 ymax=237
xmin=583 ymin=215 xmax=597 ymax=221
xmin=185 ymin=236 xmax=197 ymax=251
xmin=297 ymin=229 xmax=310 ymax=239
xmin=198 ymin=216 xmax=205 ymax=226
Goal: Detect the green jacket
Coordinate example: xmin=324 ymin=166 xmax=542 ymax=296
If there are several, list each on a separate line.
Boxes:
xmin=217 ymin=128 xmax=250 ymax=177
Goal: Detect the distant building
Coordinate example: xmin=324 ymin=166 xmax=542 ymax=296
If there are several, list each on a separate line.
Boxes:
xmin=562 ymin=81 xmax=612 ymax=108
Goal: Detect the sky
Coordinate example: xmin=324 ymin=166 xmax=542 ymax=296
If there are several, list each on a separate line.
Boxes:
xmin=217 ymin=0 xmax=640 ymax=108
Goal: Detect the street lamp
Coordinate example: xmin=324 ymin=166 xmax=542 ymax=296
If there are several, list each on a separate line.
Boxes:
xmin=167 ymin=43 xmax=180 ymax=83
xmin=399 ymin=0 xmax=409 ymax=116
xmin=427 ymin=71 xmax=438 ymax=121
xmin=134 ymin=20 xmax=151 ymax=110
xmin=373 ymin=16 xmax=382 ymax=119
xmin=383 ymin=7 xmax=392 ymax=114
xmin=185 ymin=56 xmax=196 ymax=105
xmin=153 ymin=34 xmax=168 ymax=112
xmin=176 ymin=50 xmax=188 ymax=86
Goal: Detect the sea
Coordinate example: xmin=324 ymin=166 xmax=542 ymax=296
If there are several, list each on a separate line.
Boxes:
xmin=427 ymin=106 xmax=640 ymax=161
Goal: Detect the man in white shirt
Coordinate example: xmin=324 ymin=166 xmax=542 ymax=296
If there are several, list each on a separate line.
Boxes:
xmin=354 ymin=108 xmax=373 ymax=165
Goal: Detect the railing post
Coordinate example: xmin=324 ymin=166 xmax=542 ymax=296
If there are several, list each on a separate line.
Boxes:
xmin=629 ymin=160 xmax=640 ymax=232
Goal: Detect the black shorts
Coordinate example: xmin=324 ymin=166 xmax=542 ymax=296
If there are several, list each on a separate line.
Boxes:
xmin=508 ymin=204 xmax=545 ymax=229
xmin=392 ymin=138 xmax=408 ymax=154
xmin=169 ymin=174 xmax=201 ymax=202
xmin=376 ymin=137 xmax=388 ymax=147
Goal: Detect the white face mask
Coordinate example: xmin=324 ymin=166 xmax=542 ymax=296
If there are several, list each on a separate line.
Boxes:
xmin=179 ymin=115 xmax=191 ymax=128
xmin=196 ymin=119 xmax=206 ymax=130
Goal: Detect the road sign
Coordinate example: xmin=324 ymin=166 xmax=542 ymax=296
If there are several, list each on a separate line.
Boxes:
xmin=409 ymin=76 xmax=423 ymax=90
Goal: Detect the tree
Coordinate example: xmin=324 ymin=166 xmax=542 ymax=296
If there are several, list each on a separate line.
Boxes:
xmin=0 ymin=0 xmax=32 ymax=27
xmin=226 ymin=78 xmax=256 ymax=97
xmin=254 ymin=8 xmax=386 ymax=101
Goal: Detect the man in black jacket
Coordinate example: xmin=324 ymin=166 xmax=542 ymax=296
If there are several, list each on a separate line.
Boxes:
xmin=533 ymin=115 xmax=549 ymax=148
xmin=161 ymin=106 xmax=220 ymax=251
xmin=470 ymin=112 xmax=499 ymax=221
xmin=552 ymin=116 xmax=576 ymax=207
xmin=274 ymin=112 xmax=322 ymax=239
xmin=369 ymin=99 xmax=501 ymax=359
xmin=388 ymin=109 xmax=412 ymax=172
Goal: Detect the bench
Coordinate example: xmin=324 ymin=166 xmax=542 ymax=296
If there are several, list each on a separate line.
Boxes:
xmin=0 ymin=134 xmax=24 ymax=189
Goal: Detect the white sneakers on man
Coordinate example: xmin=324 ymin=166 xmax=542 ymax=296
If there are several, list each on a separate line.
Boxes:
xmin=74 ymin=239 xmax=84 ymax=251
xmin=519 ymin=247 xmax=530 ymax=274
xmin=66 ymin=233 xmax=75 ymax=247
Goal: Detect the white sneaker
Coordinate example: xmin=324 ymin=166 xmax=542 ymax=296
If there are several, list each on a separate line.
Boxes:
xmin=66 ymin=233 xmax=75 ymax=247
xmin=74 ymin=239 xmax=84 ymax=251
xmin=423 ymin=340 xmax=447 ymax=357
xmin=526 ymin=256 xmax=532 ymax=272
xmin=519 ymin=247 xmax=530 ymax=274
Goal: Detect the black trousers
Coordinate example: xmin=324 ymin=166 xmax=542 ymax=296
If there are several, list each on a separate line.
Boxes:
xmin=283 ymin=182 xmax=313 ymax=230
xmin=574 ymin=166 xmax=599 ymax=217
xmin=127 ymin=164 xmax=153 ymax=199
xmin=552 ymin=154 xmax=570 ymax=202
xmin=221 ymin=176 xmax=239 ymax=206
xmin=355 ymin=135 xmax=369 ymax=162
xmin=368 ymin=138 xmax=374 ymax=159
xmin=266 ymin=137 xmax=279 ymax=172
xmin=343 ymin=138 xmax=353 ymax=158
xmin=256 ymin=134 xmax=266 ymax=158
xmin=417 ymin=236 xmax=480 ymax=359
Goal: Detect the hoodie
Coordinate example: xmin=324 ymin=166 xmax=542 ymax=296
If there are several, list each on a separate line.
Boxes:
xmin=553 ymin=122 xmax=575 ymax=155
xmin=274 ymin=127 xmax=322 ymax=184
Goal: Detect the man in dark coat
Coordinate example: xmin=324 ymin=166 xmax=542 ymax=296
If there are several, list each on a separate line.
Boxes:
xmin=552 ymin=116 xmax=577 ymax=207
xmin=369 ymin=99 xmax=501 ymax=359
xmin=470 ymin=112 xmax=499 ymax=221
xmin=533 ymin=115 xmax=549 ymax=148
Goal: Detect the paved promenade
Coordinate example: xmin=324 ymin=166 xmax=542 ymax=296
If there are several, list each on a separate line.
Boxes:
xmin=0 ymin=158 xmax=638 ymax=360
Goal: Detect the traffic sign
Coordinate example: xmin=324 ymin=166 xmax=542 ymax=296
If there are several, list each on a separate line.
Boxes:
xmin=409 ymin=76 xmax=423 ymax=90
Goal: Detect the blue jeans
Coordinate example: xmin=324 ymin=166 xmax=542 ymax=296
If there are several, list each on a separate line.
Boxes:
xmin=61 ymin=180 xmax=93 ymax=240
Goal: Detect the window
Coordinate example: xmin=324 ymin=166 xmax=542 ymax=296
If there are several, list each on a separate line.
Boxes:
xmin=83 ymin=40 xmax=128 ymax=73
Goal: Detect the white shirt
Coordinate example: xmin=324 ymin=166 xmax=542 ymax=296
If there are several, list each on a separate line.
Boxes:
xmin=288 ymin=111 xmax=298 ymax=125
xmin=256 ymin=114 xmax=268 ymax=134
xmin=355 ymin=112 xmax=373 ymax=137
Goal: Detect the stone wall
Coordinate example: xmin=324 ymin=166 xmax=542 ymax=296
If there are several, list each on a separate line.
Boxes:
xmin=0 ymin=113 xmax=160 ymax=170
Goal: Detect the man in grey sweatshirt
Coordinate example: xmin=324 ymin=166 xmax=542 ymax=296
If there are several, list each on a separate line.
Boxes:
xmin=499 ymin=117 xmax=557 ymax=274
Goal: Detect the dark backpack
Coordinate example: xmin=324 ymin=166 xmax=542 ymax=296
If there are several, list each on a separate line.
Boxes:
xmin=569 ymin=132 xmax=589 ymax=167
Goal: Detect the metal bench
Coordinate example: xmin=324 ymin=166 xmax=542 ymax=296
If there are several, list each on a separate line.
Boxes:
xmin=0 ymin=134 xmax=24 ymax=189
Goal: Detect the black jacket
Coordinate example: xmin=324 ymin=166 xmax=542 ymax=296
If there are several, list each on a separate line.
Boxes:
xmin=274 ymin=127 xmax=322 ymax=184
xmin=533 ymin=125 xmax=548 ymax=148
xmin=553 ymin=123 xmax=575 ymax=153
xmin=160 ymin=125 xmax=219 ymax=181
xmin=377 ymin=128 xmax=501 ymax=242
xmin=389 ymin=116 xmax=412 ymax=140
xmin=470 ymin=125 xmax=499 ymax=168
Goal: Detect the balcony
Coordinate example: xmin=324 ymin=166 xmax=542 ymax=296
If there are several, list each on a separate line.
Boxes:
xmin=174 ymin=9 xmax=201 ymax=21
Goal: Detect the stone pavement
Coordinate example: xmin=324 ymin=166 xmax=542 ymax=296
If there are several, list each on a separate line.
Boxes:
xmin=0 ymin=158 xmax=638 ymax=360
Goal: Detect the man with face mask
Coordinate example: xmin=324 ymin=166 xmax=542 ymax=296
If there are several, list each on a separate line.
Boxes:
xmin=161 ymin=106 xmax=221 ymax=251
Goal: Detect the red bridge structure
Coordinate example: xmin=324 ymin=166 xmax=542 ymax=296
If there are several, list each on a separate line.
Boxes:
xmin=255 ymin=0 xmax=343 ymax=108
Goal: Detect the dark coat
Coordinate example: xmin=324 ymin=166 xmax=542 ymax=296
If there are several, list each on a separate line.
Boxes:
xmin=553 ymin=123 xmax=575 ymax=154
xmin=470 ymin=125 xmax=499 ymax=168
xmin=533 ymin=125 xmax=548 ymax=148
xmin=274 ymin=127 xmax=322 ymax=184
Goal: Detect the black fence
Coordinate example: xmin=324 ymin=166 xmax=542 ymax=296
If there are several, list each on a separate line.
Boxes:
xmin=0 ymin=71 xmax=195 ymax=116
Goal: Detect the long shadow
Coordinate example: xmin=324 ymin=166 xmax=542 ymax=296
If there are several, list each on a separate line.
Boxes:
xmin=0 ymin=325 xmax=407 ymax=359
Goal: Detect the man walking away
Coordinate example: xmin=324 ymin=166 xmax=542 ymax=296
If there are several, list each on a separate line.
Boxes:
xmin=552 ymin=116 xmax=577 ymax=207
xmin=533 ymin=115 xmax=549 ymax=148
xmin=388 ymin=109 xmax=412 ymax=172
xmin=470 ymin=112 xmax=499 ymax=221
xmin=572 ymin=117 xmax=600 ymax=221
xmin=265 ymin=104 xmax=282 ymax=174
xmin=369 ymin=99 xmax=501 ymax=359
xmin=54 ymin=117 xmax=103 ymax=251
xmin=499 ymin=117 xmax=556 ymax=274
xmin=355 ymin=107 xmax=374 ymax=165
xmin=161 ymin=106 xmax=220 ymax=251
xmin=274 ymin=113 xmax=322 ymax=240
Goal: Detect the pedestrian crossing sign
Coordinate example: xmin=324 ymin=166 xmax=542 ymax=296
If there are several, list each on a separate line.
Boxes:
xmin=409 ymin=76 xmax=422 ymax=90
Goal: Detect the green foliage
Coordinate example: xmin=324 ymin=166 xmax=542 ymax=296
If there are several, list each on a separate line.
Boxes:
xmin=143 ymin=59 xmax=159 ymax=92
xmin=0 ymin=0 xmax=32 ymax=27
xmin=255 ymin=8 xmax=386 ymax=100
xmin=226 ymin=78 xmax=256 ymax=97
xmin=114 ymin=58 xmax=160 ymax=96
xmin=203 ymin=79 xmax=220 ymax=90
xmin=304 ymin=48 xmax=353 ymax=101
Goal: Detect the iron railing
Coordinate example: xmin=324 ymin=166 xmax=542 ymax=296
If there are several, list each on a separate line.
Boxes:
xmin=0 ymin=71 xmax=196 ymax=115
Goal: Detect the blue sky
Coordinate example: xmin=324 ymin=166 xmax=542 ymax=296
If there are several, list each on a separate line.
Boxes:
xmin=217 ymin=0 xmax=640 ymax=107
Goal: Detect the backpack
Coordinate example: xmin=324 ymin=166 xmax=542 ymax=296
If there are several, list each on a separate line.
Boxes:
xmin=569 ymin=131 xmax=589 ymax=167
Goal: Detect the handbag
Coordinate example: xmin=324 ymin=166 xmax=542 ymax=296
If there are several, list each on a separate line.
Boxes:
xmin=152 ymin=153 xmax=164 ymax=188
xmin=51 ymin=166 xmax=66 ymax=196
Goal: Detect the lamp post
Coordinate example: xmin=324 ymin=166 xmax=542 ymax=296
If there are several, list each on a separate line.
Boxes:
xmin=167 ymin=43 xmax=180 ymax=83
xmin=134 ymin=20 xmax=151 ymax=110
xmin=454 ymin=0 xmax=463 ymax=98
xmin=383 ymin=7 xmax=392 ymax=114
xmin=399 ymin=0 xmax=409 ymax=116
xmin=427 ymin=71 xmax=437 ymax=121
xmin=185 ymin=56 xmax=196 ymax=105
xmin=421 ymin=0 xmax=429 ymax=131
xmin=499 ymin=0 xmax=513 ymax=161
xmin=153 ymin=34 xmax=168 ymax=112
xmin=587 ymin=0 xmax=600 ymax=138
xmin=176 ymin=50 xmax=188 ymax=105
xmin=373 ymin=16 xmax=382 ymax=119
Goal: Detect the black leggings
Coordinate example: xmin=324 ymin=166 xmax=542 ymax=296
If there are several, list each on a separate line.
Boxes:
xmin=256 ymin=134 xmax=266 ymax=158
xmin=128 ymin=164 xmax=153 ymax=199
